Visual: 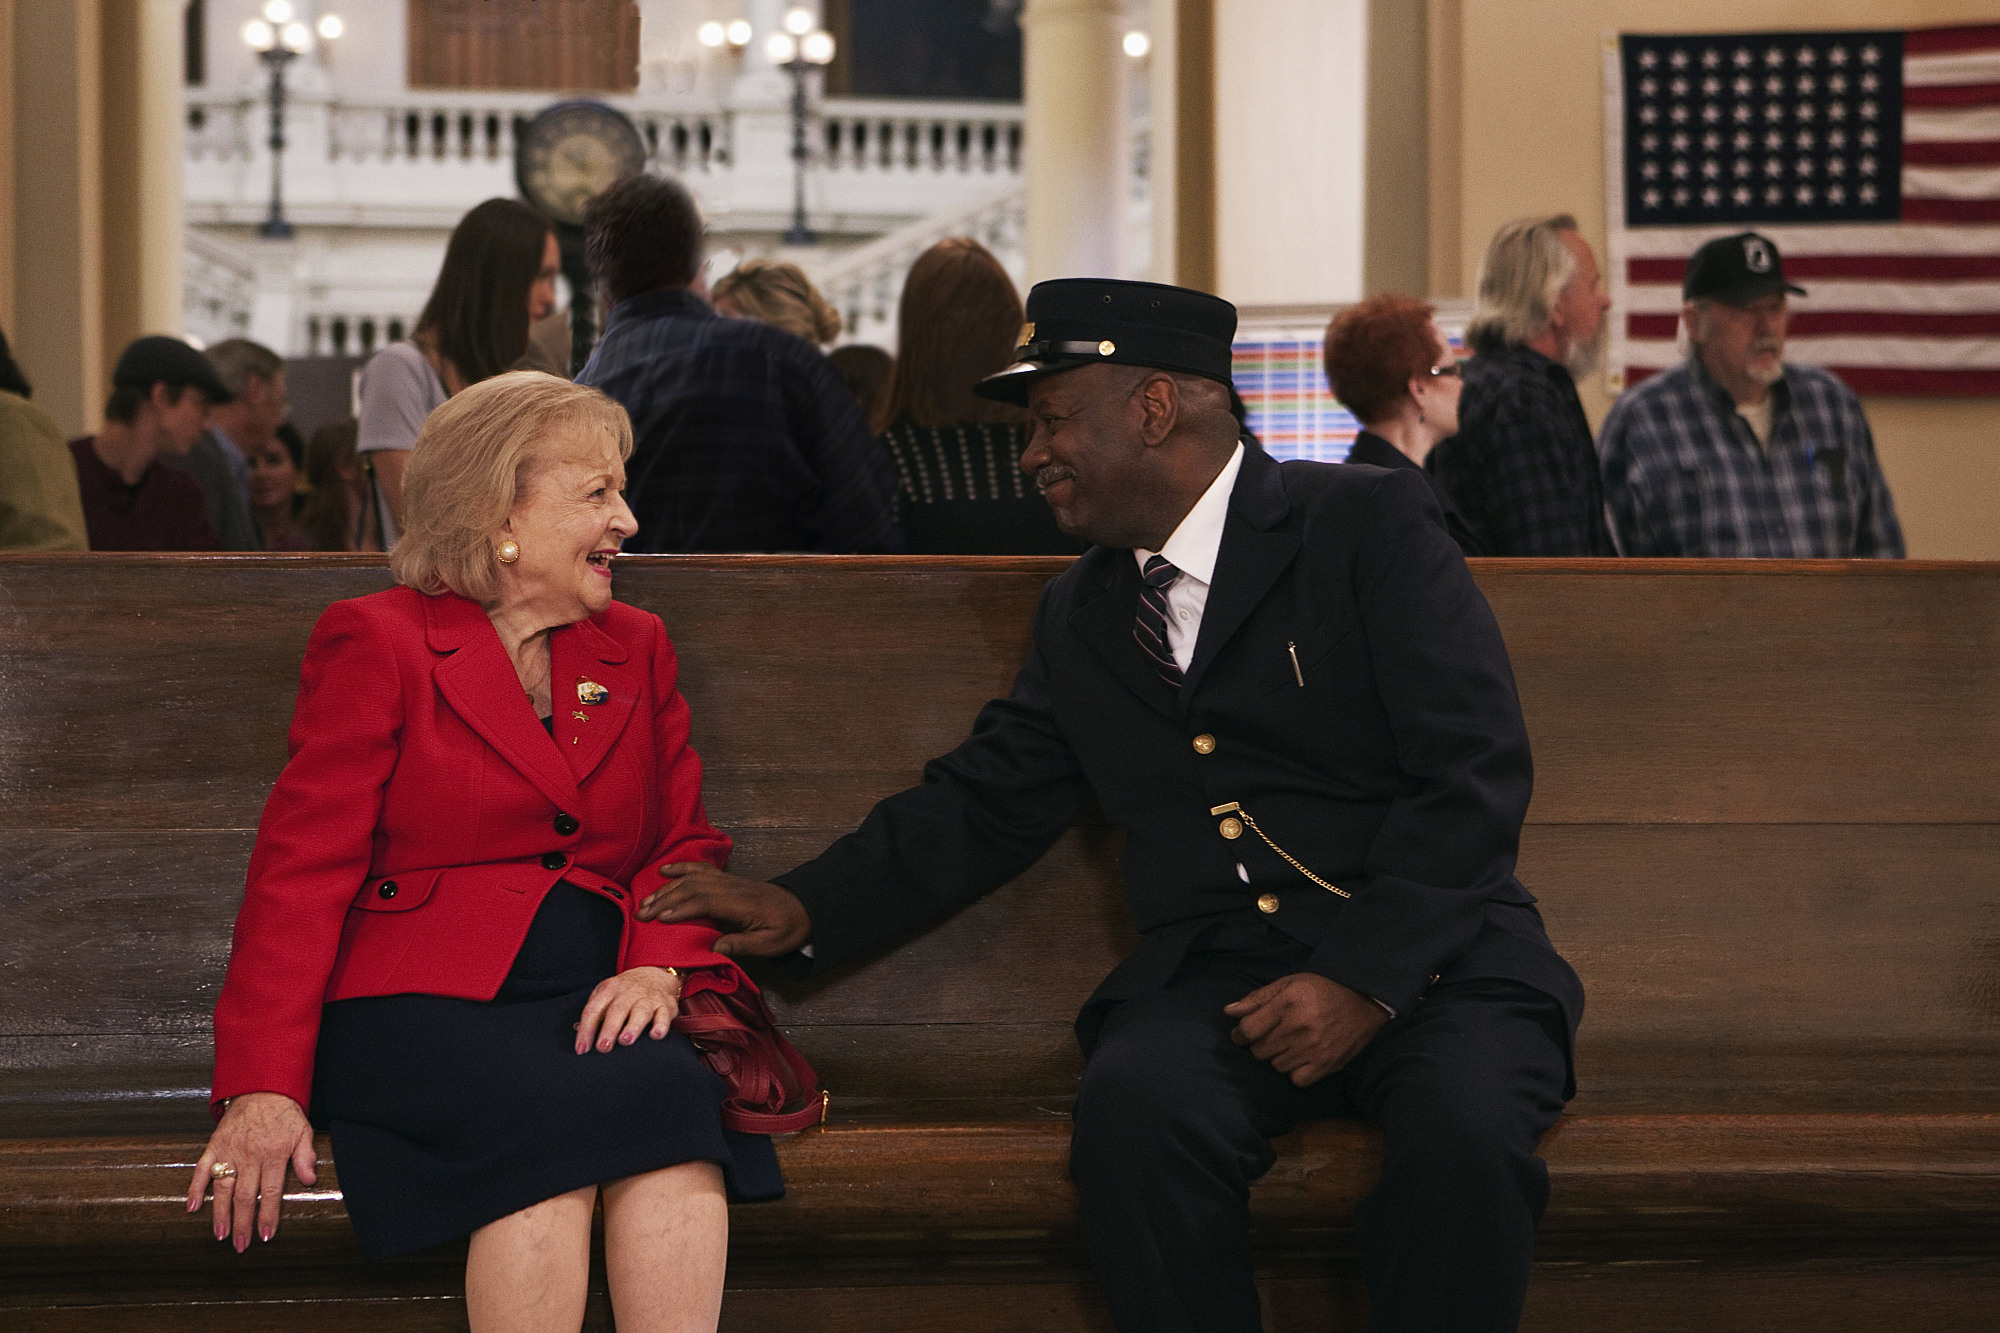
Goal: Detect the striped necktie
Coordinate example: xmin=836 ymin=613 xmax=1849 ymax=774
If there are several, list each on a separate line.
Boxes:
xmin=1135 ymin=555 xmax=1183 ymax=688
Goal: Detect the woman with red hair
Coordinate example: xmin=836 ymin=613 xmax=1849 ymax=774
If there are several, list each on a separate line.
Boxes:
xmin=1323 ymin=296 xmax=1484 ymax=556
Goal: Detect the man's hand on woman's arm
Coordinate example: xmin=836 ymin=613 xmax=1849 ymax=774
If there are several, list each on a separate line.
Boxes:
xmin=186 ymin=1091 xmax=317 ymax=1251
xmin=638 ymin=863 xmax=812 ymax=957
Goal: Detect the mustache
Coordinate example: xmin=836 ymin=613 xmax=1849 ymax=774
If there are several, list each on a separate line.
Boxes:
xmin=1034 ymin=464 xmax=1075 ymax=494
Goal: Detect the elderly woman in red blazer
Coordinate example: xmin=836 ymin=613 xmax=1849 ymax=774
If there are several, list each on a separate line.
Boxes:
xmin=188 ymin=372 xmax=777 ymax=1331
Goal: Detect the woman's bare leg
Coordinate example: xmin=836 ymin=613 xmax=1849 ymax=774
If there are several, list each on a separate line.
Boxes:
xmin=465 ymin=1184 xmax=597 ymax=1333
xmin=601 ymin=1161 xmax=729 ymax=1333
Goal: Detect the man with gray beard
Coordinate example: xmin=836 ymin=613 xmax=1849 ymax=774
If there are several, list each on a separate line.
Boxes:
xmin=1598 ymin=232 xmax=1903 ymax=557
xmin=1427 ymin=215 xmax=1620 ymax=556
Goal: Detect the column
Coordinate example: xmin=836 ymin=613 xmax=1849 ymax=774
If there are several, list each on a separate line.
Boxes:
xmin=1424 ymin=0 xmax=1464 ymax=297
xmin=1213 ymin=0 xmax=1366 ymax=306
xmin=1362 ymin=0 xmax=1428 ymax=297
xmin=11 ymin=0 xmax=104 ymax=437
xmin=1021 ymin=0 xmax=1126 ymax=285
xmin=100 ymin=0 xmax=185 ymax=360
xmin=738 ymin=0 xmax=789 ymax=92
xmin=1145 ymin=0 xmax=1215 ymax=290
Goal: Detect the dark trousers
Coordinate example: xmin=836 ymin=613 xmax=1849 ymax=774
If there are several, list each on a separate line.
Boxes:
xmin=1069 ymin=929 xmax=1570 ymax=1333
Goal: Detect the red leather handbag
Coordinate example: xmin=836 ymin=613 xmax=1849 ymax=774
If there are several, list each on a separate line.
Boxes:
xmin=674 ymin=983 xmax=828 ymax=1134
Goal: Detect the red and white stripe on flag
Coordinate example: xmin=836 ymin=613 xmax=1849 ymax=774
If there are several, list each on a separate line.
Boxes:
xmin=1605 ymin=23 xmax=2000 ymax=397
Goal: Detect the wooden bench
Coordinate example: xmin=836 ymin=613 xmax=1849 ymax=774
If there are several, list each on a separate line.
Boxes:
xmin=2 ymin=554 xmax=1997 ymax=1331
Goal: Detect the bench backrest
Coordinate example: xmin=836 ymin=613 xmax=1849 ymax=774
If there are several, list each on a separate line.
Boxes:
xmin=2 ymin=555 xmax=1995 ymax=1132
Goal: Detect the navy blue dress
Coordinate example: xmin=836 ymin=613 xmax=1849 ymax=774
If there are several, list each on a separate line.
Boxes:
xmin=312 ymin=726 xmax=783 ymax=1259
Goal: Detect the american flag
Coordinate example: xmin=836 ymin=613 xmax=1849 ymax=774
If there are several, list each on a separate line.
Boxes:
xmin=1605 ymin=24 xmax=2000 ymax=396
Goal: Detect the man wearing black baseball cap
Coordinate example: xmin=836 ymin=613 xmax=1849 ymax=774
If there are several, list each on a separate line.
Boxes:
xmin=1600 ymin=232 xmax=1903 ymax=556
xmin=67 ymin=335 xmax=230 ymax=550
xmin=642 ymin=278 xmax=1583 ymax=1331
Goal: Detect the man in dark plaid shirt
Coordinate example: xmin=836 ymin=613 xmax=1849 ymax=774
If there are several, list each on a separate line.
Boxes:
xmin=1427 ymin=215 xmax=1619 ymax=557
xmin=1598 ymin=232 xmax=1903 ymax=559
xmin=577 ymin=175 xmax=900 ymax=554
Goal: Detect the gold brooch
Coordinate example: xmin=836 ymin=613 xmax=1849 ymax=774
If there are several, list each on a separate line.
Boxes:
xmin=577 ymin=680 xmax=609 ymax=705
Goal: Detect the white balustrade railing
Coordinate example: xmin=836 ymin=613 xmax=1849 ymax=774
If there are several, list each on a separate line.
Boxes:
xmin=806 ymin=182 xmax=1027 ymax=350
xmin=818 ymin=98 xmax=1023 ymax=178
xmin=300 ymin=311 xmax=415 ymax=360
xmin=182 ymin=88 xmax=1024 ymax=196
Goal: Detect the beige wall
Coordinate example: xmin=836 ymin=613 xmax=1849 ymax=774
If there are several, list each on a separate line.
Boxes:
xmin=1435 ymin=0 xmax=2000 ymax=557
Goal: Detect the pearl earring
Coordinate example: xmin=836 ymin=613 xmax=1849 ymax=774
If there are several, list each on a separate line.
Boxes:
xmin=496 ymin=540 xmax=520 ymax=564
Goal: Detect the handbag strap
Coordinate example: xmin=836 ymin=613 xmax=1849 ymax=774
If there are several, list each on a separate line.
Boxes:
xmin=722 ymin=1088 xmax=830 ymax=1135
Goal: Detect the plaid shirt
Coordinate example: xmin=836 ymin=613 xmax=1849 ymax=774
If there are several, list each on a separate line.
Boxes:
xmin=578 ymin=289 xmax=901 ymax=553
xmin=1426 ymin=342 xmax=1618 ymax=557
xmin=1598 ymin=357 xmax=1904 ymax=558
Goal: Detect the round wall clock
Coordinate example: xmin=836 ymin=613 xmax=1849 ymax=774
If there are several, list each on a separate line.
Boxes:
xmin=514 ymin=101 xmax=648 ymax=227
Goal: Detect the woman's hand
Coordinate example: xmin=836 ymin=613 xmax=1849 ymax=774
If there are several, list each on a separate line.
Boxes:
xmin=185 ymin=1091 xmax=318 ymax=1251
xmin=576 ymin=965 xmax=685 ymax=1054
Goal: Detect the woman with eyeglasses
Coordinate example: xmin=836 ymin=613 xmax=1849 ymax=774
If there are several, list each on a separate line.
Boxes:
xmin=1322 ymin=295 xmax=1485 ymax=557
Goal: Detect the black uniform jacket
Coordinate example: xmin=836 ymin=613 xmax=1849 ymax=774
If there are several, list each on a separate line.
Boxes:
xmin=777 ymin=444 xmax=1583 ymax=1056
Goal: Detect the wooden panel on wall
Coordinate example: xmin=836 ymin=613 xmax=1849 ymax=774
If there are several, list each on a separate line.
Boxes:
xmin=407 ymin=0 xmax=640 ymax=92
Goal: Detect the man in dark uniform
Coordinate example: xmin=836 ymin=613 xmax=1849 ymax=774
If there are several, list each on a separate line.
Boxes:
xmin=643 ymin=280 xmax=1584 ymax=1332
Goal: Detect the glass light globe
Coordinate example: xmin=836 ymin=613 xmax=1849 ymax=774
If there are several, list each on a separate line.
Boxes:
xmin=281 ymin=21 xmax=312 ymax=52
xmin=241 ymin=18 xmax=275 ymax=51
xmin=698 ymin=21 xmax=726 ymax=48
xmin=783 ymin=8 xmax=814 ymax=36
xmin=766 ymin=32 xmax=798 ymax=63
xmin=1123 ymin=30 xmax=1151 ymax=59
xmin=261 ymin=0 xmax=294 ymax=23
xmin=316 ymin=14 xmax=343 ymax=41
xmin=801 ymin=30 xmax=835 ymax=64
xmin=726 ymin=19 xmax=752 ymax=47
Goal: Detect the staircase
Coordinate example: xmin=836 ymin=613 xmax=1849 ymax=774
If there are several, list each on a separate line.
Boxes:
xmin=802 ymin=181 xmax=1027 ymax=351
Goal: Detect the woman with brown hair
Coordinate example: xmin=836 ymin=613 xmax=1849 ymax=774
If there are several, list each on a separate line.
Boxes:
xmin=878 ymin=238 xmax=1082 ymax=555
xmin=1323 ymin=294 xmax=1485 ymax=556
xmin=357 ymin=198 xmax=560 ymax=543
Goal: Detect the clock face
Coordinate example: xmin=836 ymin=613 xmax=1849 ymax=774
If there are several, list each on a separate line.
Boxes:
xmin=515 ymin=102 xmax=649 ymax=227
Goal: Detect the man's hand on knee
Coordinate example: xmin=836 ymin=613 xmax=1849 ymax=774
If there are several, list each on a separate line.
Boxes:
xmin=1223 ymin=973 xmax=1390 ymax=1087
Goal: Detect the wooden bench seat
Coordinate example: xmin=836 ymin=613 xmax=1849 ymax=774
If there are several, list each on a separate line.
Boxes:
xmin=9 ymin=1114 xmax=1999 ymax=1329
xmin=4 ymin=554 xmax=1999 ymax=1329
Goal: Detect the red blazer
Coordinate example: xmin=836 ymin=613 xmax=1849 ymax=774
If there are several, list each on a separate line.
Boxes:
xmin=211 ymin=586 xmax=734 ymax=1113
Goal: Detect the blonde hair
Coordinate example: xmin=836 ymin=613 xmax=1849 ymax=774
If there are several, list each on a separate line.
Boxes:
xmin=389 ymin=371 xmax=633 ymax=602
xmin=711 ymin=258 xmax=843 ymax=346
xmin=1466 ymin=213 xmax=1579 ymax=353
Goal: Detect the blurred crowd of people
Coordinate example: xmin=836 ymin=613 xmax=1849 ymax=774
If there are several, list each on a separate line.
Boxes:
xmin=1323 ymin=216 xmax=1901 ymax=559
xmin=0 ymin=191 xmax=1901 ymax=560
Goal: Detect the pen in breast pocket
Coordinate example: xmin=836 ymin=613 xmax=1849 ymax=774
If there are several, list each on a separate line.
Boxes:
xmin=1286 ymin=640 xmax=1304 ymax=687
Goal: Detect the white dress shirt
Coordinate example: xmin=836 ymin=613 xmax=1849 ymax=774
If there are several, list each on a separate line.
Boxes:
xmin=1133 ymin=443 xmax=1245 ymax=674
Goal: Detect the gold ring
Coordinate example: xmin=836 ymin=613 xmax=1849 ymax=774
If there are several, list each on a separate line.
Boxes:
xmin=210 ymin=1161 xmax=236 ymax=1180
